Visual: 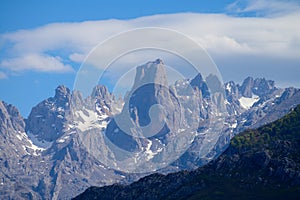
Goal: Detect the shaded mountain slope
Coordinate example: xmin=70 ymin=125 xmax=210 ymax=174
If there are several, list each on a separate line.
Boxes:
xmin=2 ymin=60 xmax=300 ymax=199
xmin=74 ymin=104 xmax=300 ymax=200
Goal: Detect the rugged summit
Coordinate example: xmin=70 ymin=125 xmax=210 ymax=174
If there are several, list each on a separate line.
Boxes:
xmin=239 ymin=77 xmax=275 ymax=98
xmin=0 ymin=101 xmax=25 ymax=134
xmin=0 ymin=101 xmax=44 ymax=199
xmin=0 ymin=101 xmax=27 ymax=157
xmin=1 ymin=59 xmax=300 ymax=199
xmin=75 ymin=104 xmax=300 ymax=200
xmin=104 ymin=59 xmax=196 ymax=172
xmin=190 ymin=73 xmax=210 ymax=98
xmin=26 ymin=85 xmax=71 ymax=142
xmin=132 ymin=59 xmax=168 ymax=88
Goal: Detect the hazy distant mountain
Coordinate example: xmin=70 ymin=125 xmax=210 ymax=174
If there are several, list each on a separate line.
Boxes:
xmin=1 ymin=59 xmax=300 ymax=199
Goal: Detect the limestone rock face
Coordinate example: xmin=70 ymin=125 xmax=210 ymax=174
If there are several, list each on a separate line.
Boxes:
xmin=1 ymin=59 xmax=300 ymax=199
xmin=26 ymin=85 xmax=71 ymax=142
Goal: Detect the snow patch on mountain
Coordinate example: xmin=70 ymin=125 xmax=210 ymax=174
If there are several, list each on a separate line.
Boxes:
xmin=144 ymin=140 xmax=163 ymax=161
xmin=225 ymin=83 xmax=232 ymax=93
xmin=239 ymin=95 xmax=260 ymax=109
xmin=16 ymin=131 xmax=47 ymax=155
xmin=27 ymin=131 xmax=53 ymax=150
xmin=74 ymin=109 xmax=109 ymax=131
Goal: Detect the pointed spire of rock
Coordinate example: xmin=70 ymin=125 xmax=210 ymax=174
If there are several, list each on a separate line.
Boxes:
xmin=240 ymin=76 xmax=254 ymax=98
xmin=190 ymin=73 xmax=210 ymax=98
xmin=91 ymin=85 xmax=111 ymax=100
xmin=132 ymin=58 xmax=168 ymax=91
xmin=54 ymin=85 xmax=71 ymax=106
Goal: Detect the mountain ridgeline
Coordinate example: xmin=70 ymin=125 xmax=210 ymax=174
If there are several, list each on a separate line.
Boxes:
xmin=74 ymin=104 xmax=300 ymax=200
xmin=1 ymin=59 xmax=300 ymax=199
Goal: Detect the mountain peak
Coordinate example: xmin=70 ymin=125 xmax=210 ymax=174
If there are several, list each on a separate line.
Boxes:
xmin=190 ymin=73 xmax=210 ymax=98
xmin=132 ymin=59 xmax=168 ymax=90
xmin=191 ymin=73 xmax=204 ymax=83
xmin=54 ymin=85 xmax=71 ymax=104
xmin=91 ymin=85 xmax=111 ymax=99
xmin=252 ymin=78 xmax=276 ymax=96
xmin=0 ymin=100 xmax=25 ymax=133
xmin=239 ymin=77 xmax=276 ymax=97
xmin=154 ymin=58 xmax=163 ymax=64
xmin=105 ymin=59 xmax=181 ymax=153
xmin=240 ymin=76 xmax=254 ymax=98
xmin=26 ymin=85 xmax=71 ymax=142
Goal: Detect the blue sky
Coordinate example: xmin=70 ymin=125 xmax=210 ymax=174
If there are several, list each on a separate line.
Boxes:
xmin=0 ymin=0 xmax=233 ymax=32
xmin=0 ymin=0 xmax=300 ymax=117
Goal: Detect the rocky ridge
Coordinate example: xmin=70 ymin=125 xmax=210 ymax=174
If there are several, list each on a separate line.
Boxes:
xmin=1 ymin=59 xmax=300 ymax=199
xmin=74 ymin=104 xmax=300 ymax=200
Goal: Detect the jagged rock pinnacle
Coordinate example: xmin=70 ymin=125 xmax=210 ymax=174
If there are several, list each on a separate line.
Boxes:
xmin=132 ymin=59 xmax=168 ymax=90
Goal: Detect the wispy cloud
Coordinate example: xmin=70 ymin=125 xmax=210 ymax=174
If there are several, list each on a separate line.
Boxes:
xmin=0 ymin=2 xmax=300 ymax=87
xmin=0 ymin=54 xmax=74 ymax=73
xmin=0 ymin=20 xmax=131 ymax=73
xmin=227 ymin=0 xmax=300 ymax=16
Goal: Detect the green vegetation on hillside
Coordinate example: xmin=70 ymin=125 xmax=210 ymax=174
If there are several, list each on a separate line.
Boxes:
xmin=231 ymin=105 xmax=300 ymax=153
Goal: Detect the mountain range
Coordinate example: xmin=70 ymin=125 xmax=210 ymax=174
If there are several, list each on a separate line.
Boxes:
xmin=74 ymin=104 xmax=300 ymax=200
xmin=1 ymin=59 xmax=300 ymax=199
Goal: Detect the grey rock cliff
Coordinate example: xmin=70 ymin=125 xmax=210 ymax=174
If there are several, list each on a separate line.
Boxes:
xmin=1 ymin=59 xmax=300 ymax=199
xmin=26 ymin=85 xmax=71 ymax=142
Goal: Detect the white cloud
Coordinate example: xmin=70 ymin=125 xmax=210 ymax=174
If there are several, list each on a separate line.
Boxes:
xmin=2 ymin=13 xmax=300 ymax=59
xmin=227 ymin=0 xmax=300 ymax=16
xmin=69 ymin=53 xmax=86 ymax=63
xmin=0 ymin=4 xmax=300 ymax=87
xmin=0 ymin=54 xmax=74 ymax=73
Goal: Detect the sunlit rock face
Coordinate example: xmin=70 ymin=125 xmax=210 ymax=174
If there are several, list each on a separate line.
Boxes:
xmin=1 ymin=59 xmax=300 ymax=199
